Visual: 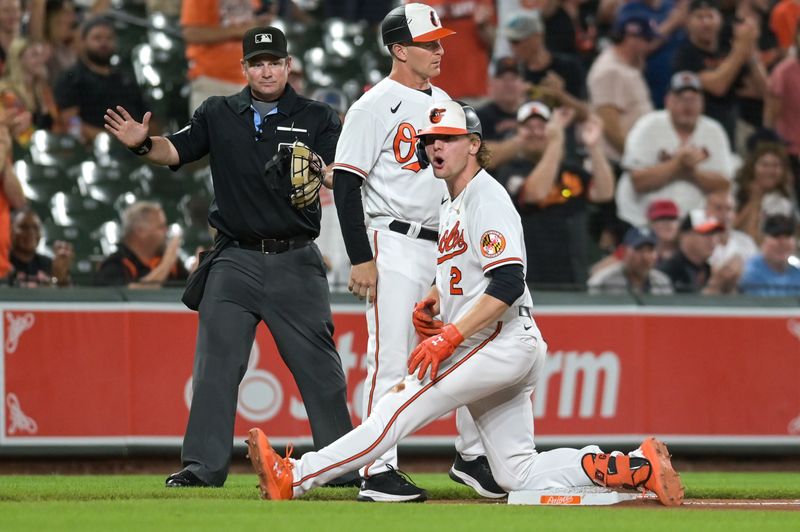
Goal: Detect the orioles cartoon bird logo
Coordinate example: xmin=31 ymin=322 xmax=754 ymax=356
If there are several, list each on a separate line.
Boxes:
xmin=480 ymin=230 xmax=506 ymax=258
xmin=430 ymin=108 xmax=447 ymax=123
xmin=430 ymin=10 xmax=439 ymax=27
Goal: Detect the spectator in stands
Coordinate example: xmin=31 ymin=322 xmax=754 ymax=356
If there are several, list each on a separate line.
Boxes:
xmin=55 ymin=16 xmax=146 ymax=143
xmin=0 ymin=38 xmax=61 ymax=147
xmin=588 ymin=198 xmax=681 ymax=277
xmin=587 ymin=12 xmax=655 ymax=164
xmin=94 ymin=201 xmax=188 ymax=287
xmin=406 ymin=0 xmax=496 ymax=100
xmin=9 ymin=207 xmax=73 ymax=287
xmin=588 ymin=226 xmax=673 ymax=295
xmin=0 ymin=123 xmax=25 ymax=281
xmin=494 ymin=102 xmax=614 ymax=289
xmin=181 ymin=0 xmax=272 ymax=113
xmin=765 ymin=23 xmax=800 ymax=191
xmin=476 ymin=57 xmax=526 ymax=142
xmin=706 ymin=188 xmax=758 ymax=272
xmin=658 ymin=209 xmax=737 ymax=293
xmin=0 ymin=0 xmax=21 ymax=76
xmin=643 ymin=199 xmax=680 ymax=266
xmin=617 ymin=0 xmax=689 ymax=108
xmin=739 ymin=214 xmax=800 ymax=295
xmin=28 ymin=0 xmax=80 ymax=83
xmin=721 ymin=0 xmax=781 ymax=138
xmin=769 ymin=0 xmax=800 ymax=51
xmin=616 ymin=71 xmax=733 ymax=228
xmin=733 ymin=141 xmax=797 ymax=243
xmin=672 ymin=0 xmax=766 ymax=146
xmin=288 ymin=56 xmax=306 ymax=96
xmin=504 ymin=10 xmax=589 ymax=121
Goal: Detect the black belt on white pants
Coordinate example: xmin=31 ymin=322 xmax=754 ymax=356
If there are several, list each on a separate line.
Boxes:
xmin=388 ymin=220 xmax=438 ymax=242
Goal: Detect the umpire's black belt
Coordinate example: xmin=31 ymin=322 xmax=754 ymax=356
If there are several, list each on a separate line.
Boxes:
xmin=388 ymin=220 xmax=438 ymax=243
xmin=235 ymin=236 xmax=311 ymax=254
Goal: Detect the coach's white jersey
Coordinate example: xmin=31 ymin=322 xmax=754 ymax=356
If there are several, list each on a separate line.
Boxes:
xmin=332 ymin=77 xmax=449 ymax=228
xmin=436 ymin=170 xmax=535 ymax=341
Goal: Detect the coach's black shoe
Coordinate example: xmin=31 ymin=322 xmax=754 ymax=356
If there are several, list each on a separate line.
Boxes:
xmin=165 ymin=469 xmax=210 ymax=488
xmin=449 ymin=454 xmax=506 ymax=499
xmin=357 ymin=465 xmax=427 ymax=502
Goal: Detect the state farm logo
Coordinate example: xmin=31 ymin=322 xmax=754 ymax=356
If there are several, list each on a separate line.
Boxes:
xmin=540 ymin=495 xmax=581 ymax=505
xmin=437 ymin=221 xmax=468 ymax=264
xmin=533 ymin=350 xmax=621 ymax=419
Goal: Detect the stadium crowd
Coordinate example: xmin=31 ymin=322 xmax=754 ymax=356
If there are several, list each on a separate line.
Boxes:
xmin=0 ymin=0 xmax=798 ymax=295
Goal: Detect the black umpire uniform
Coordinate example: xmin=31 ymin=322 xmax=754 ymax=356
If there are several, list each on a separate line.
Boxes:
xmin=163 ymin=27 xmax=356 ymax=487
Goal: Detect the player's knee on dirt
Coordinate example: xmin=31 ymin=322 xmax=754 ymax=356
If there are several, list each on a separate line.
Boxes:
xmin=581 ymin=453 xmax=651 ymax=489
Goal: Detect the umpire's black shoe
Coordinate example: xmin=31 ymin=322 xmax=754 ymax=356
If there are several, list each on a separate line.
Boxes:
xmin=165 ymin=469 xmax=211 ymax=488
xmin=449 ymin=454 xmax=506 ymax=499
xmin=357 ymin=466 xmax=427 ymax=502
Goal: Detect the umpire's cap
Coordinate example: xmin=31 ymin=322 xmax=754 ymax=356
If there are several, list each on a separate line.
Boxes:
xmin=381 ymin=3 xmax=455 ymax=46
xmin=417 ymin=100 xmax=482 ymax=138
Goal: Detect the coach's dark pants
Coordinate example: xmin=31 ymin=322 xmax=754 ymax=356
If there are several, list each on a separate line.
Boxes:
xmin=181 ymin=243 xmax=356 ymax=486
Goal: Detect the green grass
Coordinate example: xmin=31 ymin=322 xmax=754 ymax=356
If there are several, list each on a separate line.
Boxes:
xmin=1 ymin=473 xmax=799 ymax=532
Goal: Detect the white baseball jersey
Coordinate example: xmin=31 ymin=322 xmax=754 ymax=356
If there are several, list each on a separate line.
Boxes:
xmin=284 ymin=170 xmax=626 ymax=501
xmin=436 ymin=169 xmax=535 ymax=339
xmin=332 ymin=77 xmax=450 ymax=228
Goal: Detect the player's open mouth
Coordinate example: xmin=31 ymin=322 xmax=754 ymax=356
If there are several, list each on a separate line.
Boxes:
xmin=432 ymin=156 xmax=445 ymax=168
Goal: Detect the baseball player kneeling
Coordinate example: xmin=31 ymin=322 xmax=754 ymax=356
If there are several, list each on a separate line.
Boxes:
xmin=246 ymin=101 xmax=684 ymax=506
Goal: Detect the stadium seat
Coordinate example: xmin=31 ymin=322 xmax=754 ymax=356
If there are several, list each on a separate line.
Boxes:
xmin=28 ymin=130 xmax=89 ymax=167
xmin=15 ymin=160 xmax=78 ymax=204
xmin=93 ymin=132 xmax=142 ymax=168
xmin=77 ymin=161 xmax=143 ymax=204
xmin=50 ymin=191 xmax=118 ymax=229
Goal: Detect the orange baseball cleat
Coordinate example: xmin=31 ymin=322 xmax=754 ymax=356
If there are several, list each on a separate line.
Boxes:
xmin=638 ymin=437 xmax=684 ymax=507
xmin=247 ymin=428 xmax=295 ymax=500
xmin=581 ymin=437 xmax=684 ymax=506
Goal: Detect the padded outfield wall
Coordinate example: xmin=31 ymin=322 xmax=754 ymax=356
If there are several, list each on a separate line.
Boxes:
xmin=1 ymin=288 xmax=798 ymax=456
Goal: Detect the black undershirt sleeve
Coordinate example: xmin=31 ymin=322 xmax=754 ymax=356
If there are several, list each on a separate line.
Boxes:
xmin=484 ymin=264 xmax=525 ymax=306
xmin=333 ymin=169 xmax=373 ymax=265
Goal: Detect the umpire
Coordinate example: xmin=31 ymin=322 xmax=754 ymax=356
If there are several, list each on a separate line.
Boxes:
xmin=104 ymin=26 xmax=357 ymax=488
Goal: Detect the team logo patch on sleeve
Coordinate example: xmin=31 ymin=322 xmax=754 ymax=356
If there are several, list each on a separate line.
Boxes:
xmin=480 ymin=230 xmax=506 ymax=258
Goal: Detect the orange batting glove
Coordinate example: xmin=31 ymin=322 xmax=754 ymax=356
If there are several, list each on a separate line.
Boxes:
xmin=412 ymin=297 xmax=443 ymax=338
xmin=408 ymin=323 xmax=464 ymax=381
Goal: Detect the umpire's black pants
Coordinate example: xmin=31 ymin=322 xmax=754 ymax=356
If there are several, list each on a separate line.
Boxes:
xmin=182 ymin=242 xmax=357 ymax=486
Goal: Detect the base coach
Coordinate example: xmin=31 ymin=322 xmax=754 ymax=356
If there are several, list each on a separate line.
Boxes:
xmin=104 ymin=26 xmax=358 ymax=488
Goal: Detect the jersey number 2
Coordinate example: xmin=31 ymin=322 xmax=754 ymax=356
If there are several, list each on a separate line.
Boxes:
xmin=449 ymin=267 xmax=463 ymax=295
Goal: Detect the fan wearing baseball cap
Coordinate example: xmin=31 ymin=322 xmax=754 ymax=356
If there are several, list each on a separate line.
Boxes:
xmin=656 ymin=209 xmax=738 ymax=293
xmin=739 ymin=214 xmax=800 ymax=296
xmin=492 ymin=101 xmax=614 ymax=289
xmin=615 ymin=70 xmax=734 ymax=228
xmin=587 ymin=226 xmax=674 ymax=295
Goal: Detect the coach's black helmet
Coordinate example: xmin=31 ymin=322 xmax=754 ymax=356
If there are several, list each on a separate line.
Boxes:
xmin=381 ymin=3 xmax=455 ymax=46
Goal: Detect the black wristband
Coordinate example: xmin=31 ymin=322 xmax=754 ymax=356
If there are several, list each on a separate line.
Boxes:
xmin=129 ymin=136 xmax=153 ymax=156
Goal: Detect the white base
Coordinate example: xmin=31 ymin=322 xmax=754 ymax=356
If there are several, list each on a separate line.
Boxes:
xmin=508 ymin=486 xmax=657 ymax=506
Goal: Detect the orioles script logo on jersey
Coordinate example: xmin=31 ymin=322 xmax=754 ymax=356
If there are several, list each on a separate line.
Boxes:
xmin=438 ymin=221 xmax=468 ymax=264
xmin=430 ymin=107 xmax=446 ymax=123
xmin=393 ymin=122 xmax=421 ymax=172
xmin=480 ymin=230 xmax=506 ymax=258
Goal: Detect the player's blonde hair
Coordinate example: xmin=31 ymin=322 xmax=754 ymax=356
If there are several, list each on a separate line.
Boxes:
xmin=471 ymin=134 xmax=491 ymax=168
